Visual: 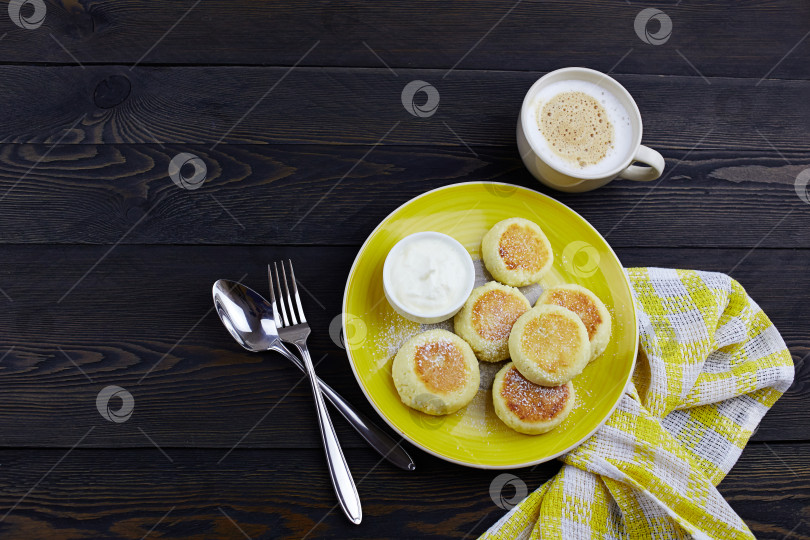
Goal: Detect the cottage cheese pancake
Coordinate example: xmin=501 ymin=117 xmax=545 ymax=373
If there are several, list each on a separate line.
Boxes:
xmin=537 ymin=284 xmax=611 ymax=362
xmin=508 ymin=304 xmax=591 ymax=386
xmin=492 ymin=362 xmax=575 ymax=434
xmin=392 ymin=329 xmax=480 ymax=415
xmin=454 ymin=281 xmax=531 ymax=362
xmin=482 ymin=217 xmax=553 ymax=287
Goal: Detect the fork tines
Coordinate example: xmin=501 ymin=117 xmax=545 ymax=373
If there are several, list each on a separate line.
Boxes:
xmin=268 ymin=260 xmax=307 ymax=328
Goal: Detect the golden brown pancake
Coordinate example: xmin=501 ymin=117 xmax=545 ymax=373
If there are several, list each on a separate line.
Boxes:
xmin=536 ymin=284 xmax=611 ymax=362
xmin=392 ymin=329 xmax=480 ymax=415
xmin=453 ymin=281 xmax=531 ymax=362
xmin=482 ymin=218 xmax=553 ymax=287
xmin=413 ymin=340 xmax=467 ymax=393
xmin=508 ymin=304 xmax=590 ymax=386
xmin=492 ymin=362 xmax=575 ymax=434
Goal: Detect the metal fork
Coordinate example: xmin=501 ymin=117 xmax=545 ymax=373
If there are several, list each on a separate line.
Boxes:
xmin=270 ymin=260 xmax=362 ymax=525
xmin=265 ymin=272 xmax=415 ymax=473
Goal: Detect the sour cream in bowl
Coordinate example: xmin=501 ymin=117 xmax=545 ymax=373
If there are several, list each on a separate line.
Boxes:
xmin=383 ymin=231 xmax=475 ymax=324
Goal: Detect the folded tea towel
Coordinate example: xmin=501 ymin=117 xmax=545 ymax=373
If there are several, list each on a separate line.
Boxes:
xmin=479 ymin=268 xmax=794 ymax=540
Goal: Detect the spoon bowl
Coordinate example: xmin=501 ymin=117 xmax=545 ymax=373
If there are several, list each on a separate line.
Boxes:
xmin=212 ymin=277 xmax=416 ymax=473
xmin=213 ymin=279 xmax=280 ymax=352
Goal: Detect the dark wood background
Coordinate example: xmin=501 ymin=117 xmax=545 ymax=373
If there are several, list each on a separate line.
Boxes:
xmin=0 ymin=1 xmax=807 ymax=538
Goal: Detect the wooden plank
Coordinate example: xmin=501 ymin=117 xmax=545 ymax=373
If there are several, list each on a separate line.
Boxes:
xmin=0 ymin=144 xmax=807 ymax=248
xmin=0 ymin=245 xmax=804 ymax=447
xmin=2 ymin=1 xmax=809 ymax=80
xmin=0 ymin=448 xmax=558 ymax=539
xmin=723 ymin=442 xmax=810 ymax=540
xmin=0 ymin=67 xmax=808 ymax=149
xmin=0 ymin=444 xmax=805 ymax=539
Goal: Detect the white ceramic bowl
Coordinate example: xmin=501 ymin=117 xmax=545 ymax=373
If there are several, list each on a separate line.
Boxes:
xmin=382 ymin=231 xmax=475 ymax=324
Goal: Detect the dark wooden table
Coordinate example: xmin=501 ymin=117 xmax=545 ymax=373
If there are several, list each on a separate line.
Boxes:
xmin=0 ymin=1 xmax=807 ymax=538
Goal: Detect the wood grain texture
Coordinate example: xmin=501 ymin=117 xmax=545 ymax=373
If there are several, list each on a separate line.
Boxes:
xmin=0 ymin=445 xmax=805 ymax=539
xmin=0 ymin=67 xmax=808 ymax=149
xmin=2 ymin=1 xmax=809 ymax=80
xmin=0 ymin=245 xmax=803 ymax=447
xmin=0 ymin=144 xmax=806 ymax=248
xmin=0 ymin=1 xmax=807 ymax=533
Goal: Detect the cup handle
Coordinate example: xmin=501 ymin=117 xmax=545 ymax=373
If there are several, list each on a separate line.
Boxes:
xmin=618 ymin=145 xmax=665 ymax=182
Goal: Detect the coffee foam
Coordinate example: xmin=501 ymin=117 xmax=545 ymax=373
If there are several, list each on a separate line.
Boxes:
xmin=528 ymin=80 xmax=633 ymax=175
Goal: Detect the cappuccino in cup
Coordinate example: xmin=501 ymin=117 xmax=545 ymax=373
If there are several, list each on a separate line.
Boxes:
xmin=529 ymin=81 xmax=633 ymax=176
xmin=517 ymin=67 xmax=665 ymax=192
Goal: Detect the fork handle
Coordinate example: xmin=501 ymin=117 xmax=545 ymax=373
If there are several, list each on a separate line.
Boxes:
xmin=295 ymin=342 xmax=362 ymax=525
xmin=274 ymin=346 xmax=415 ymax=471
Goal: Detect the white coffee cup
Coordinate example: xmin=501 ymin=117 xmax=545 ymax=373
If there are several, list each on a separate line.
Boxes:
xmin=517 ymin=67 xmax=665 ymax=193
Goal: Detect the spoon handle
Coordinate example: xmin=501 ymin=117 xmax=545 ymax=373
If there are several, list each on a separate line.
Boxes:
xmin=273 ymin=346 xmax=415 ymax=471
xmin=318 ymin=379 xmax=414 ymax=471
xmin=295 ymin=343 xmax=362 ymax=524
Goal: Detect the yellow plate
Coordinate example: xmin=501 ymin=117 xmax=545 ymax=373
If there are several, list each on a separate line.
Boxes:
xmin=343 ymin=182 xmax=637 ymax=469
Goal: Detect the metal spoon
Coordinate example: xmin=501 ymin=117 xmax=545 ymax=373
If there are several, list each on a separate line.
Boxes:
xmin=212 ymin=280 xmax=415 ymax=472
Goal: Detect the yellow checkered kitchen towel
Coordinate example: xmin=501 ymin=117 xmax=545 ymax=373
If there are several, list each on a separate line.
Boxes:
xmin=480 ymin=268 xmax=794 ymax=540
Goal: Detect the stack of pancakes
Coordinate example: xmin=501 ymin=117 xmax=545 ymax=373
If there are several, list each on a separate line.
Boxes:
xmin=391 ymin=217 xmax=612 ymax=435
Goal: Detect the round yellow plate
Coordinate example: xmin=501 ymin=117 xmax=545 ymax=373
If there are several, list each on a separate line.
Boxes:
xmin=343 ymin=182 xmax=637 ymax=469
